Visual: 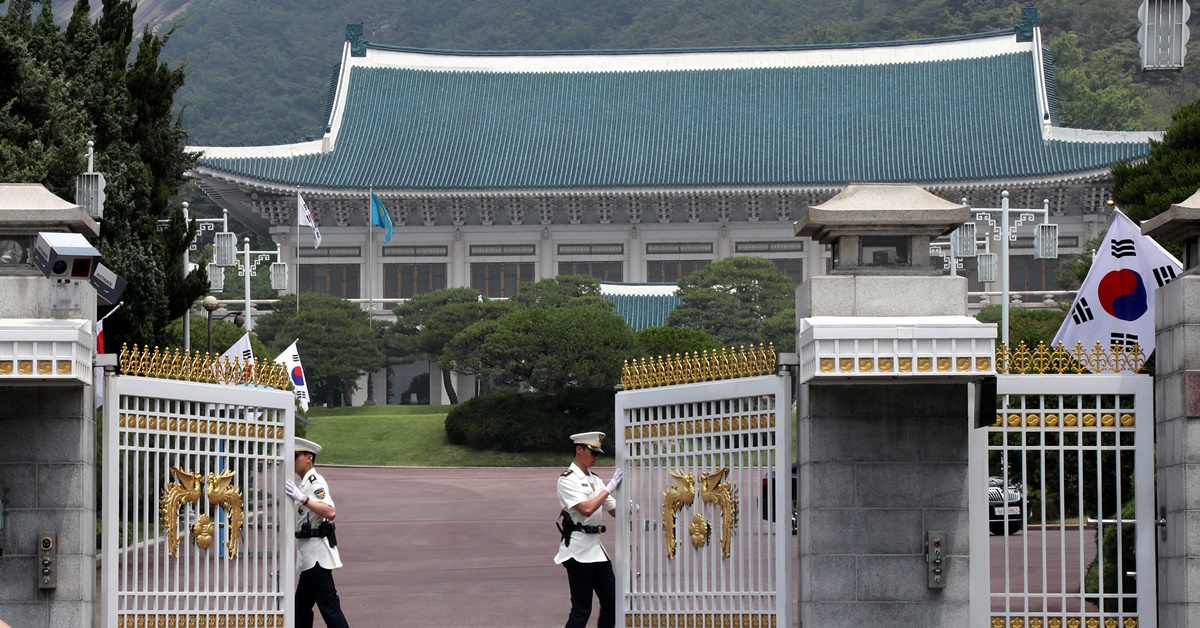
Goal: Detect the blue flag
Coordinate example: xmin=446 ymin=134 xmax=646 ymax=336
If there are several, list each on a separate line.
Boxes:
xmin=370 ymin=192 xmax=394 ymax=243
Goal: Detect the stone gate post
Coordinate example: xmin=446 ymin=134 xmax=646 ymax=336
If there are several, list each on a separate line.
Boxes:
xmin=1142 ymin=189 xmax=1200 ymax=627
xmin=0 ymin=184 xmax=100 ymax=628
xmin=793 ymin=184 xmax=995 ymax=626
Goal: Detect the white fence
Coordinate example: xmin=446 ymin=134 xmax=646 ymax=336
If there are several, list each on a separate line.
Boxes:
xmin=101 ymin=348 xmax=296 ymax=628
xmin=615 ymin=348 xmax=793 ymax=628
xmin=976 ymin=373 xmax=1156 ymax=628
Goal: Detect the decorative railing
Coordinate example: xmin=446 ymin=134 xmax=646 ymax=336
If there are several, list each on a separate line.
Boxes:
xmin=116 ymin=343 xmax=290 ymax=389
xmin=620 ymin=344 xmax=776 ymax=390
xmin=995 ymin=342 xmax=1147 ymax=375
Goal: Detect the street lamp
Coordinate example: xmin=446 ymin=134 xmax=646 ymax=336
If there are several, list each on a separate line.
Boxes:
xmin=231 ymin=237 xmax=286 ymax=332
xmin=157 ymin=203 xmax=228 ymax=352
xmin=946 ymin=191 xmax=1059 ymax=346
xmin=201 ymin=295 xmax=245 ymax=355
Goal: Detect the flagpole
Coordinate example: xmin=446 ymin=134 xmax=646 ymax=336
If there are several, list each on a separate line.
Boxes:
xmin=296 ymin=187 xmax=301 ymax=315
xmin=368 ymin=187 xmax=374 ymax=328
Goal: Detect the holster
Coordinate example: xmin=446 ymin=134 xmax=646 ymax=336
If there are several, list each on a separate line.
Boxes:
xmin=556 ymin=509 xmax=575 ymax=547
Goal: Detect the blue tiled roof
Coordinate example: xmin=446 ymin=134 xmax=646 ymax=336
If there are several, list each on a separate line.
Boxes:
xmin=602 ymin=293 xmax=681 ymax=331
xmin=196 ymin=35 xmax=1151 ymax=191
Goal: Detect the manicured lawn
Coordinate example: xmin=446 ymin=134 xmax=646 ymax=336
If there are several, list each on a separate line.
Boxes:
xmin=302 ymin=405 xmax=573 ymax=467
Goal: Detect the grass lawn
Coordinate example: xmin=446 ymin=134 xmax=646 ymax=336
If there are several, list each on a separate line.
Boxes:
xmin=302 ymin=405 xmax=574 ymax=467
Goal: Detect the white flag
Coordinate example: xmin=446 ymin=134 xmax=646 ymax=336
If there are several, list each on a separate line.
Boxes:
xmin=220 ymin=332 xmax=255 ymax=380
xmin=274 ymin=341 xmax=311 ymax=412
xmin=1052 ymin=209 xmax=1182 ymax=368
xmin=298 ymin=193 xmax=322 ymax=249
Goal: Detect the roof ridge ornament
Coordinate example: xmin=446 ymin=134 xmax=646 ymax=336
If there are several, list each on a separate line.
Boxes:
xmin=346 ymin=23 xmax=366 ymax=57
xmin=1015 ymin=7 xmax=1038 ymax=43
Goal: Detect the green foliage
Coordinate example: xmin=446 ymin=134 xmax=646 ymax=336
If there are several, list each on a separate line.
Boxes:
xmin=163 ymin=315 xmax=266 ymax=358
xmin=633 ymin=326 xmax=724 ymax=360
xmin=1050 ymin=32 xmax=1148 ymax=130
xmin=508 ymin=274 xmax=609 ymax=310
xmin=1054 ymin=233 xmax=1105 ymax=292
xmin=443 ymin=305 xmax=635 ymax=394
xmin=975 ymin=305 xmax=1067 ymax=350
xmin=1084 ymin=499 xmax=1138 ymax=612
xmin=445 ymin=388 xmax=615 ymax=452
xmin=1111 ymin=98 xmax=1200 ymax=223
xmin=667 ymin=257 xmax=796 ymax=348
xmin=0 ymin=0 xmax=203 ymax=350
xmin=253 ymin=293 xmax=385 ymax=406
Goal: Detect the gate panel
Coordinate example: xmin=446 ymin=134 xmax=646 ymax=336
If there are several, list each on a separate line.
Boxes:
xmin=102 ymin=351 xmax=296 ymax=628
xmin=616 ymin=360 xmax=792 ymax=628
xmin=979 ymin=373 xmax=1155 ymax=628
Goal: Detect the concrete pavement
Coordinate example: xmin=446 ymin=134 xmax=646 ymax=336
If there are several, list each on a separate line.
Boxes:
xmin=321 ymin=466 xmax=571 ymax=627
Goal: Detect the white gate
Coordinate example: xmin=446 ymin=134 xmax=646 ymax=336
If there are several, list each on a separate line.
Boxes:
xmin=974 ymin=346 xmax=1156 ymax=628
xmin=101 ymin=346 xmax=297 ymax=628
xmin=615 ymin=347 xmax=793 ymax=628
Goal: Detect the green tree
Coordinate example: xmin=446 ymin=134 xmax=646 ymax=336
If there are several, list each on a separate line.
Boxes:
xmin=633 ymin=326 xmax=723 ymax=360
xmin=1111 ymin=98 xmax=1200 ymax=222
xmin=1055 ymin=233 xmax=1105 ymax=292
xmin=443 ymin=305 xmax=635 ymax=394
xmin=0 ymin=0 xmax=203 ymax=350
xmin=386 ymin=287 xmax=514 ymax=404
xmin=1049 ymin=33 xmax=1148 ymax=130
xmin=253 ymin=293 xmax=385 ymax=406
xmin=667 ymin=257 xmax=796 ymax=348
xmin=509 ymin=274 xmax=612 ymax=311
xmin=975 ymin=305 xmax=1067 ymax=350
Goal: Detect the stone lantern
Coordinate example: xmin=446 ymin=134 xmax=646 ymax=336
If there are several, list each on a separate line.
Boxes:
xmin=1142 ymin=187 xmax=1200 ymax=272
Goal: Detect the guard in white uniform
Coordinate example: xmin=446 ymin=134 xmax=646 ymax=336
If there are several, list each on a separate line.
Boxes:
xmin=555 ymin=431 xmax=624 ymax=628
xmin=284 ymin=437 xmax=350 ymax=628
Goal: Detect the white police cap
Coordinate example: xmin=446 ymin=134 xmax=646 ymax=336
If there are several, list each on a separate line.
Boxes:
xmin=570 ymin=431 xmax=605 ymax=454
xmin=295 ymin=437 xmax=323 ymax=455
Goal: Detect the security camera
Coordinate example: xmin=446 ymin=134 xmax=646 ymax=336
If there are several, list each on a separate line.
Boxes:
xmin=32 ymin=232 xmax=101 ymax=281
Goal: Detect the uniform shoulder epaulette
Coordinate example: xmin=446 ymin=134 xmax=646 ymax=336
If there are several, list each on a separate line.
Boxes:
xmin=308 ymin=474 xmax=317 ymax=483
xmin=560 ymin=469 xmax=572 ymax=477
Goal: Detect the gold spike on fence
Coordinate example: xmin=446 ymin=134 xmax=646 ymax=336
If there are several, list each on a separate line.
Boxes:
xmin=621 ymin=344 xmax=776 ymax=390
xmin=117 ymin=344 xmax=290 ymax=390
xmin=994 ymin=341 xmax=1147 ymax=375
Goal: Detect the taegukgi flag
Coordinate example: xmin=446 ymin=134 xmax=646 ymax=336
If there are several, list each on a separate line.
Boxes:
xmin=298 ymin=193 xmax=322 ymax=249
xmin=220 ymin=332 xmax=255 ymax=379
xmin=274 ymin=341 xmax=310 ymax=412
xmin=1052 ymin=209 xmax=1182 ymax=368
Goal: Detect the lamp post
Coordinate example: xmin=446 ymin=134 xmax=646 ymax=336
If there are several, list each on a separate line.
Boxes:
xmin=943 ymin=191 xmax=1059 ymax=346
xmin=233 ymin=237 xmax=286 ymax=332
xmin=202 ymin=295 xmax=219 ymax=354
xmin=157 ymin=204 xmax=228 ymax=352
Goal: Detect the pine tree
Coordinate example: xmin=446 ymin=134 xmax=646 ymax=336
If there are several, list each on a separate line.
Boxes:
xmin=0 ymin=0 xmax=206 ymax=349
xmin=1111 ymin=98 xmax=1200 ymax=222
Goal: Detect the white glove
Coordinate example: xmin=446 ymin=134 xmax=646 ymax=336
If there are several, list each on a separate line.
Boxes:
xmin=284 ymin=479 xmax=304 ymax=503
xmin=605 ymin=468 xmax=624 ymax=494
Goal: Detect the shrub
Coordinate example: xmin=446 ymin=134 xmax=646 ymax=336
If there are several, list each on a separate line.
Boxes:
xmin=445 ymin=388 xmax=616 ymax=452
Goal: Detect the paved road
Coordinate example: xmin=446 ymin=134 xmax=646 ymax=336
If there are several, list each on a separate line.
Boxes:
xmin=326 ymin=466 xmax=568 ymax=628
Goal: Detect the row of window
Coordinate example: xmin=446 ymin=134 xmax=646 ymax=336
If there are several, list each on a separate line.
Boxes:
xmin=298 ymin=257 xmax=1058 ymax=300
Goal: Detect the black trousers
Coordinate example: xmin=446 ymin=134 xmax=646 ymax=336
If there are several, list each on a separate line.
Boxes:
xmin=296 ymin=565 xmax=350 ymax=628
xmin=563 ymin=558 xmax=615 ymax=628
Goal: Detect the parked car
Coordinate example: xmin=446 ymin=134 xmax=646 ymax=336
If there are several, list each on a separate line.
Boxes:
xmin=989 ymin=476 xmax=1025 ymax=535
xmin=760 ymin=463 xmax=798 ymax=534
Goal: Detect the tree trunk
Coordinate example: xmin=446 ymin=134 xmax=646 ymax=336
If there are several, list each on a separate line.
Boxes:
xmin=442 ymin=368 xmax=458 ymax=405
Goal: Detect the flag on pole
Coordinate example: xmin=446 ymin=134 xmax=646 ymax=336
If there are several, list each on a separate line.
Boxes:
xmin=274 ymin=341 xmax=311 ymax=412
xmin=221 ymin=332 xmax=255 ymax=379
xmin=1052 ymin=209 xmax=1182 ymax=367
xmin=94 ymin=302 xmax=124 ymax=408
xmin=298 ymin=193 xmax=322 ymax=249
xmin=370 ymin=192 xmax=394 ymax=244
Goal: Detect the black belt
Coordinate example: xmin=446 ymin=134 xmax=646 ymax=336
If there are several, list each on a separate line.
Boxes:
xmin=577 ymin=524 xmax=606 ymax=534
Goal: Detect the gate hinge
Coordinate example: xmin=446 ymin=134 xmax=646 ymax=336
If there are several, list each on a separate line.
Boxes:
xmin=1159 ymin=506 xmax=1168 ymax=541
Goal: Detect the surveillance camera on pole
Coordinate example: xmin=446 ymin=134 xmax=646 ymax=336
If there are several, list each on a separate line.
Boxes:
xmin=32 ymin=232 xmax=126 ymax=309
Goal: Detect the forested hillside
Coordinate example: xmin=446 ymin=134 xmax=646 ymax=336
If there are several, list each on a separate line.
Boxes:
xmin=147 ymin=0 xmax=1199 ymax=146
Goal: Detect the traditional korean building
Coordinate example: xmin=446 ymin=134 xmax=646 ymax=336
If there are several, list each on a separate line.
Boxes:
xmin=187 ymin=15 xmax=1157 ymax=404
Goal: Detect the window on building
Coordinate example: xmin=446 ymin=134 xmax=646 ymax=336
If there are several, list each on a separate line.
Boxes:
xmin=471 ymin=262 xmax=535 ymax=298
xmin=771 ymin=258 xmax=804 ymax=284
xmin=298 ymin=264 xmax=360 ymax=298
xmin=1010 ymin=257 xmax=1062 ymax=291
xmin=646 ymin=260 xmax=710 ymax=283
xmin=383 ymin=263 xmax=448 ymax=299
xmin=557 ymin=261 xmax=624 ymax=281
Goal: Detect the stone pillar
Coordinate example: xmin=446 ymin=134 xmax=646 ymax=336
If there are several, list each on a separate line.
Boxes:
xmin=793 ymin=184 xmax=992 ymax=627
xmin=0 ymin=183 xmax=101 ymax=628
xmin=1143 ymin=189 xmax=1200 ymax=627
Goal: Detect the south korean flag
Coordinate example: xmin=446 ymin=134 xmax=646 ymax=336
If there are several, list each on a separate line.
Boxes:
xmin=274 ymin=340 xmax=311 ymax=412
xmin=1052 ymin=209 xmax=1182 ymax=370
